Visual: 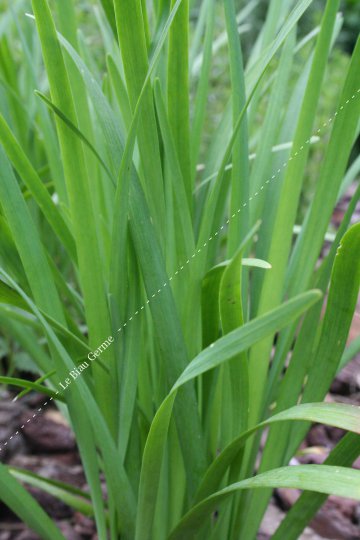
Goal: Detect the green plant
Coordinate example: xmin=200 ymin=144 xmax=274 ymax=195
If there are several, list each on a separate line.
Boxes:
xmin=0 ymin=0 xmax=359 ymax=539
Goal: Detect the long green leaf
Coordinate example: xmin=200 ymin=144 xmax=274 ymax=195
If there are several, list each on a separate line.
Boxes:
xmin=224 ymin=0 xmax=249 ymax=254
xmin=248 ymin=0 xmax=340 ymax=430
xmin=135 ymin=290 xmax=320 ymax=540
xmin=0 ymin=269 xmax=136 ymax=539
xmin=0 ymin=376 xmax=64 ymax=402
xmin=32 ymin=0 xmax=117 ymax=433
xmin=167 ymin=0 xmax=192 ymax=207
xmin=9 ymin=467 xmax=95 ymax=516
xmin=0 ymin=113 xmax=76 ymax=260
xmin=113 ymin=0 xmax=165 ymax=231
xmin=169 ymin=465 xmax=360 ymax=540
xmin=194 ymin=402 xmax=360 ymax=503
xmin=0 ymin=147 xmax=65 ymax=323
xmin=0 ymin=463 xmax=66 ymax=540
xmin=286 ymin=36 xmax=360 ymax=295
xmin=272 ymin=432 xmax=360 ymax=540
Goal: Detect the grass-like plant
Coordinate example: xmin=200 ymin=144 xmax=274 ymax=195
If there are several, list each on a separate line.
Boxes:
xmin=0 ymin=0 xmax=359 ymax=539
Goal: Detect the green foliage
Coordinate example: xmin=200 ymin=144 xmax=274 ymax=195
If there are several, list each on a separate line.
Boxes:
xmin=0 ymin=1 xmax=359 ymax=539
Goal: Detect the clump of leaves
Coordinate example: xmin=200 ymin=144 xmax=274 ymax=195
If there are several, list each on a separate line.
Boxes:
xmin=0 ymin=1 xmax=359 ymax=539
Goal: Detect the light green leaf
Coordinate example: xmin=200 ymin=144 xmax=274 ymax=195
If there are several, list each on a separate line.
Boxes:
xmin=9 ymin=467 xmax=95 ymax=516
xmin=0 ymin=463 xmax=66 ymax=540
xmin=135 ymin=290 xmax=320 ymax=540
xmin=169 ymin=465 xmax=360 ymax=540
